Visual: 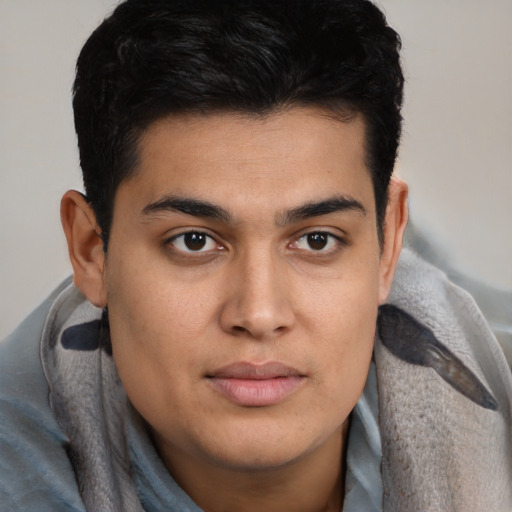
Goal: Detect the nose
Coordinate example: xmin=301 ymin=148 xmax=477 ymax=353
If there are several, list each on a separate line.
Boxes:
xmin=219 ymin=248 xmax=295 ymax=340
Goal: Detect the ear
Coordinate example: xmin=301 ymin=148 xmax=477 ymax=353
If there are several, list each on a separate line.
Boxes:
xmin=61 ymin=190 xmax=107 ymax=308
xmin=378 ymin=176 xmax=409 ymax=304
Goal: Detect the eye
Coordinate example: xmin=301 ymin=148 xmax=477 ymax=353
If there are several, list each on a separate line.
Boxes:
xmin=293 ymin=231 xmax=344 ymax=253
xmin=168 ymin=231 xmax=219 ymax=253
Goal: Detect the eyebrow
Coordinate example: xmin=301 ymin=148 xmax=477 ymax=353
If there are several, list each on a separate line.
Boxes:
xmin=141 ymin=195 xmax=232 ymax=222
xmin=140 ymin=194 xmax=366 ymax=225
xmin=277 ymin=196 xmax=366 ymax=225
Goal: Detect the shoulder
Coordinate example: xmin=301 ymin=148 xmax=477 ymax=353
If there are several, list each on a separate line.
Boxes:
xmin=375 ymin=249 xmax=512 ymax=511
xmin=0 ymin=280 xmax=85 ymax=511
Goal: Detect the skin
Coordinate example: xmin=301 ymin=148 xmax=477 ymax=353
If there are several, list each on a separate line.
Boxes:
xmin=62 ymin=107 xmax=408 ymax=511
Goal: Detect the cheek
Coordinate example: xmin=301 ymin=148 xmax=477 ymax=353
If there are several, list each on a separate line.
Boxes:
xmin=106 ymin=241 xmax=218 ymax=344
xmin=104 ymin=251 xmax=219 ymax=413
xmin=303 ymin=261 xmax=379 ymax=407
xmin=312 ymin=314 xmax=376 ymax=433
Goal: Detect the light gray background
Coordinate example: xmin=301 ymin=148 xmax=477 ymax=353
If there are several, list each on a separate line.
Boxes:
xmin=1 ymin=0 xmax=511 ymax=339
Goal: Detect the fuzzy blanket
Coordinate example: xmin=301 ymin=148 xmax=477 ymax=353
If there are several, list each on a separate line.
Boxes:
xmin=40 ymin=249 xmax=512 ymax=511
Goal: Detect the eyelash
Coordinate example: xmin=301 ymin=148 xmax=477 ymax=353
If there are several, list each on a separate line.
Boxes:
xmin=165 ymin=230 xmax=346 ymax=258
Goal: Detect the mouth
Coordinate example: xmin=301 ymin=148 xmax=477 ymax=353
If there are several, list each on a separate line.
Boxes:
xmin=206 ymin=362 xmax=306 ymax=407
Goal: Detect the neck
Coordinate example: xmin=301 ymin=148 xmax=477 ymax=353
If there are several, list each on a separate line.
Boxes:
xmin=153 ymin=419 xmax=350 ymax=512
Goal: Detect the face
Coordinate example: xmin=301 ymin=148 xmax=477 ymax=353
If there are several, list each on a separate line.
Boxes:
xmin=100 ymin=108 xmax=396 ymax=474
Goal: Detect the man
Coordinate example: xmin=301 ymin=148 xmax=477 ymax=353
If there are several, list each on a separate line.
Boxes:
xmin=1 ymin=1 xmax=511 ymax=511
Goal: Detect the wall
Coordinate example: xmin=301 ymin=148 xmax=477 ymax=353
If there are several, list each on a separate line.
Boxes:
xmin=1 ymin=0 xmax=511 ymax=338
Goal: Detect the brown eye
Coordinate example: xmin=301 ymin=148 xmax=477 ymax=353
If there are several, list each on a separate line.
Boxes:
xmin=293 ymin=231 xmax=344 ymax=254
xmin=307 ymin=233 xmax=328 ymax=251
xmin=184 ymin=232 xmax=207 ymax=250
xmin=169 ymin=231 xmax=218 ymax=253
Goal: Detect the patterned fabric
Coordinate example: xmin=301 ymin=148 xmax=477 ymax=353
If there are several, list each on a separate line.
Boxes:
xmin=38 ymin=283 xmax=384 ymax=511
xmin=375 ymin=250 xmax=512 ymax=511
xmin=1 ymin=248 xmax=511 ymax=510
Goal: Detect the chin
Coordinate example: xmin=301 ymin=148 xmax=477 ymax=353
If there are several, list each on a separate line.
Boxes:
xmin=210 ymin=444 xmax=308 ymax=472
xmin=193 ymin=416 xmax=336 ymax=472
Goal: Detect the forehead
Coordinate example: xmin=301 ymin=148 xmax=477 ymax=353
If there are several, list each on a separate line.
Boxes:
xmin=118 ymin=107 xmax=374 ymax=217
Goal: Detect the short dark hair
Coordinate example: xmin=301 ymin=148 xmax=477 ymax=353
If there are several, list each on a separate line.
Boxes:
xmin=73 ymin=0 xmax=403 ymax=247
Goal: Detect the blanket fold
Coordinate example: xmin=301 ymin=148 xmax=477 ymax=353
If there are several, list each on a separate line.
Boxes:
xmin=375 ymin=250 xmax=512 ymax=512
xmin=39 ymin=249 xmax=512 ymax=511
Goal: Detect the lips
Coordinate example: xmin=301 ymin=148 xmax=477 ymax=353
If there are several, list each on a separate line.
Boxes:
xmin=207 ymin=362 xmax=306 ymax=407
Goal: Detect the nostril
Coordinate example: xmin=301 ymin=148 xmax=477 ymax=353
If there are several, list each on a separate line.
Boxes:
xmin=229 ymin=323 xmax=288 ymax=338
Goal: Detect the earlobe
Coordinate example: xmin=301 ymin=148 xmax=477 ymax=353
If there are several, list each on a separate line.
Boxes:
xmin=61 ymin=190 xmax=107 ymax=307
xmin=378 ymin=177 xmax=409 ymax=304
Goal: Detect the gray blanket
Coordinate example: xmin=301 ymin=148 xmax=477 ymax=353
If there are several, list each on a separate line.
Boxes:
xmin=40 ymin=249 xmax=512 ymax=511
